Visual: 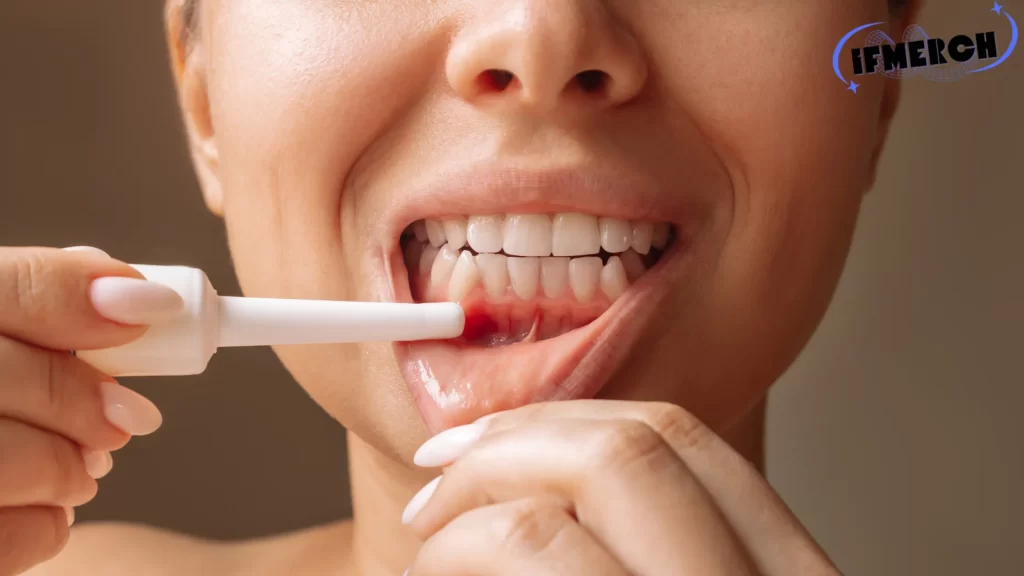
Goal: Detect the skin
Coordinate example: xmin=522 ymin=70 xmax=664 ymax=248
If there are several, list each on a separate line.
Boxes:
xmin=2 ymin=0 xmax=919 ymax=574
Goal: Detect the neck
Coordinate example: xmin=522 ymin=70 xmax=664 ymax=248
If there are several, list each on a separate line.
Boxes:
xmin=345 ymin=398 xmax=767 ymax=576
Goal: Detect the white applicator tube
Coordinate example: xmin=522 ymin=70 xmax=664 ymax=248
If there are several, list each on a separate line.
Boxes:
xmin=77 ymin=265 xmax=464 ymax=377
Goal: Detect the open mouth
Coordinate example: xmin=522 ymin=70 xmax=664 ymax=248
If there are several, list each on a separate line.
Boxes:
xmin=403 ymin=215 xmax=674 ymax=344
xmin=391 ymin=208 xmax=684 ymax=433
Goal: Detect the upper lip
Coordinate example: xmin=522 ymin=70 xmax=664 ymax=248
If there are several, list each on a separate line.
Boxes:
xmin=377 ymin=159 xmax=697 ymax=250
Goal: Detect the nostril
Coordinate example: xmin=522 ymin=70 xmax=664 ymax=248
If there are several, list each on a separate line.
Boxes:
xmin=479 ymin=69 xmax=516 ymax=92
xmin=574 ymin=70 xmax=609 ymax=94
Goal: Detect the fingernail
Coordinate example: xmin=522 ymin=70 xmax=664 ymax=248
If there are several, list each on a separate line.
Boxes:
xmin=89 ymin=277 xmax=184 ymax=325
xmin=402 ymin=476 xmax=441 ymax=525
xmin=63 ymin=246 xmax=110 ymax=257
xmin=81 ymin=448 xmax=114 ymax=479
xmin=402 ymin=570 xmax=409 ymax=576
xmin=100 ymin=381 xmax=163 ymax=435
xmin=413 ymin=421 xmax=489 ymax=468
xmin=65 ymin=507 xmax=75 ymax=526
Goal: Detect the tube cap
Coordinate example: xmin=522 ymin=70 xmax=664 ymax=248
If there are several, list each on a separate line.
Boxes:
xmin=77 ymin=265 xmax=220 ymax=377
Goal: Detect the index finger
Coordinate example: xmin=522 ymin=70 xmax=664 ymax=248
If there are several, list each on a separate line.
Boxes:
xmin=409 ymin=417 xmax=756 ymax=576
xmin=0 ymin=247 xmax=150 ymax=351
xmin=424 ymin=400 xmax=840 ymax=576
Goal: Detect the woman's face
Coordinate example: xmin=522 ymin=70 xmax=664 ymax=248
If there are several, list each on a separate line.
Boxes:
xmin=175 ymin=0 xmax=897 ymax=461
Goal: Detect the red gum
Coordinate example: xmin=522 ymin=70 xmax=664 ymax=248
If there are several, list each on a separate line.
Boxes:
xmin=415 ymin=273 xmax=610 ymax=328
xmin=408 ymin=264 xmax=613 ymax=344
xmin=462 ymin=313 xmax=501 ymax=342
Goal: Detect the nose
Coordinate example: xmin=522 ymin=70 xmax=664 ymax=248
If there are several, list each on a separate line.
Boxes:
xmin=446 ymin=1 xmax=648 ymax=114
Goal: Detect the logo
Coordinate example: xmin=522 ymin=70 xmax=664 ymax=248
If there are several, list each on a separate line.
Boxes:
xmin=833 ymin=2 xmax=1018 ymax=93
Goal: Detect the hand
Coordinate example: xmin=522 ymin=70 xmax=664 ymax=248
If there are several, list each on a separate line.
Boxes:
xmin=403 ymin=400 xmax=840 ymax=575
xmin=0 ymin=247 xmax=178 ymax=575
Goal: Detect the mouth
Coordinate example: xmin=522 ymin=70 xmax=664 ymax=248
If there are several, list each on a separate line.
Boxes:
xmin=385 ymin=169 xmax=694 ymax=433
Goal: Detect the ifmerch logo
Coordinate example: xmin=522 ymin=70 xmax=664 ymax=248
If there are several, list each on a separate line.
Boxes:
xmin=833 ymin=2 xmax=1018 ymax=93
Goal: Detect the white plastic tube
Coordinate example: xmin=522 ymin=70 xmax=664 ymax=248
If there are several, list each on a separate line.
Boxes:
xmin=76 ymin=265 xmax=464 ymax=377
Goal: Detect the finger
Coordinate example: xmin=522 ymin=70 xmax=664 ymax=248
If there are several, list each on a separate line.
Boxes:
xmin=0 ymin=247 xmax=181 ymax=351
xmin=0 ymin=419 xmax=99 ymax=508
xmin=0 ymin=506 xmax=70 ymax=575
xmin=0 ymin=337 xmax=157 ymax=449
xmin=409 ymin=418 xmax=756 ymax=576
xmin=81 ymin=448 xmax=114 ymax=480
xmin=62 ymin=246 xmax=110 ymax=257
xmin=410 ymin=498 xmax=629 ymax=576
xmin=482 ymin=401 xmax=838 ymax=574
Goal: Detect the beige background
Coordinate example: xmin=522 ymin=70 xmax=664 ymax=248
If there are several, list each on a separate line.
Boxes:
xmin=1 ymin=2 xmax=1020 ymax=575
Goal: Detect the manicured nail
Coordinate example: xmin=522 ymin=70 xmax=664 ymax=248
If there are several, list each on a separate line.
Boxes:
xmin=65 ymin=507 xmax=75 ymax=526
xmin=63 ymin=246 xmax=110 ymax=257
xmin=413 ymin=421 xmax=489 ymax=468
xmin=81 ymin=448 xmax=113 ymax=479
xmin=100 ymin=381 xmax=163 ymax=435
xmin=89 ymin=277 xmax=184 ymax=325
xmin=402 ymin=476 xmax=441 ymax=525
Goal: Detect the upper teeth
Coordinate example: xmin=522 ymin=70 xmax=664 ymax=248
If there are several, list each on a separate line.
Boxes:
xmin=503 ymin=214 xmax=553 ymax=257
xmin=466 ymin=215 xmax=505 ymax=253
xmin=552 ymin=213 xmax=600 ymax=257
xmin=412 ymin=213 xmax=671 ymax=257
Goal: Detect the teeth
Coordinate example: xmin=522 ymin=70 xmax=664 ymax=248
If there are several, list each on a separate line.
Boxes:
xmin=600 ymin=256 xmax=629 ymax=300
xmin=448 ymin=251 xmax=480 ymax=301
xmin=425 ymin=220 xmax=447 ymax=248
xmin=503 ymin=214 xmax=553 ymax=257
xmin=410 ymin=215 xmax=669 ymax=258
xmin=404 ymin=215 xmax=670 ymax=306
xmin=552 ymin=213 xmax=601 ymax=257
xmin=541 ymin=257 xmax=570 ymax=299
xmin=476 ymin=254 xmax=509 ymax=299
xmin=599 ymin=218 xmax=632 ymax=253
xmin=419 ymin=244 xmax=439 ymax=276
xmin=507 ymin=257 xmax=540 ymax=300
xmin=430 ymin=244 xmax=460 ymax=286
xmin=568 ymin=257 xmax=602 ymax=303
xmin=413 ymin=221 xmax=429 ymax=243
xmin=651 ymin=223 xmax=671 ymax=250
xmin=631 ymin=222 xmax=653 ymax=255
xmin=443 ymin=218 xmax=468 ymax=249
xmin=467 ymin=215 xmax=505 ymax=254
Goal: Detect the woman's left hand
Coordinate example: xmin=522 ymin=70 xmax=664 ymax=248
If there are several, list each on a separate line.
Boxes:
xmin=403 ymin=400 xmax=840 ymax=576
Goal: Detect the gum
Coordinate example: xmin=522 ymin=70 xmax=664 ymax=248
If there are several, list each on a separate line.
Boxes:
xmin=408 ymin=266 xmax=611 ymax=344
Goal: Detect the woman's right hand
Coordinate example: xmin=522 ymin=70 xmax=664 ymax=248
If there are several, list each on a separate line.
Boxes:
xmin=0 ymin=246 xmax=182 ymax=575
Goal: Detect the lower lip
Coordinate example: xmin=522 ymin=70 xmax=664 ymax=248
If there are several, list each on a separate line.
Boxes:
xmin=389 ymin=246 xmax=686 ymax=434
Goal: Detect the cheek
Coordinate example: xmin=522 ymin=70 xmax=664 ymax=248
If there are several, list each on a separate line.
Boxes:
xmin=206 ymin=0 xmax=436 ymax=299
xmin=674 ymin=2 xmax=881 ymax=303
xmin=200 ymin=1 xmax=439 ymax=442
xmin=612 ymin=2 xmax=886 ymax=421
xmin=640 ymin=2 xmax=882 ymax=242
